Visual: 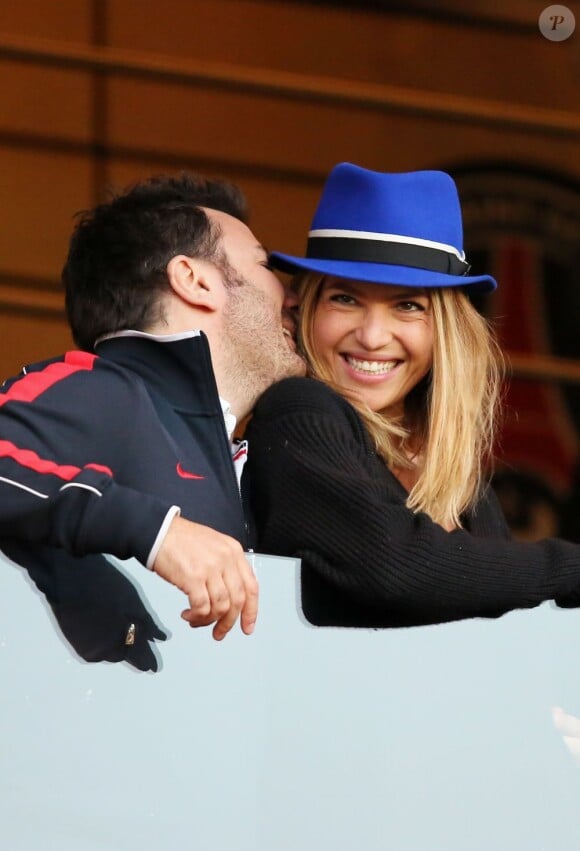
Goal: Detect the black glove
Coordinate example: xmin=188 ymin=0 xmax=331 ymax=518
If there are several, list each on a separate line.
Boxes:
xmin=2 ymin=541 xmax=167 ymax=672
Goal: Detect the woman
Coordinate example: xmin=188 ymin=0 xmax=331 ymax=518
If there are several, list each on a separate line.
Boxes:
xmin=246 ymin=163 xmax=580 ymax=627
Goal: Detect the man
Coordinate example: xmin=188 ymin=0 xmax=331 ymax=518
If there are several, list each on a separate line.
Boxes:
xmin=0 ymin=174 xmax=305 ymax=657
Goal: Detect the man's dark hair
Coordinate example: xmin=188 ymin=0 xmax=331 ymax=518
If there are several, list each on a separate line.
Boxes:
xmin=62 ymin=173 xmax=248 ymax=350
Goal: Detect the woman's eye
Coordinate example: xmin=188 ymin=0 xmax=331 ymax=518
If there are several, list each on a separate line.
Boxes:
xmin=329 ymin=293 xmax=356 ymax=305
xmin=398 ymin=300 xmax=424 ymax=312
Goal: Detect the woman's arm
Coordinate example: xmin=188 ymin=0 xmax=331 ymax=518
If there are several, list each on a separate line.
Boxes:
xmin=247 ymin=377 xmax=580 ymax=627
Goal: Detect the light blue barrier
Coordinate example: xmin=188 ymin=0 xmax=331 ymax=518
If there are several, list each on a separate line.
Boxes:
xmin=1 ymin=550 xmax=580 ymax=850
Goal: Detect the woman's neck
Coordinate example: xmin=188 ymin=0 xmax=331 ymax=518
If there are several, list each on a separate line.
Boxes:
xmin=391 ymin=442 xmax=423 ymax=494
xmin=391 ymin=462 xmax=420 ymax=494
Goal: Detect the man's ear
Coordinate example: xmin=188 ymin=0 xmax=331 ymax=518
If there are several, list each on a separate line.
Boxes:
xmin=166 ymin=255 xmax=221 ymax=311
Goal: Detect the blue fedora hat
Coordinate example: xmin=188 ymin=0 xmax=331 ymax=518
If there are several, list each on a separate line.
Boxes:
xmin=270 ymin=163 xmax=496 ymax=293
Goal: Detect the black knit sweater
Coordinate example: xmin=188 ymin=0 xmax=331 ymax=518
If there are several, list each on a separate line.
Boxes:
xmin=246 ymin=377 xmax=580 ymax=628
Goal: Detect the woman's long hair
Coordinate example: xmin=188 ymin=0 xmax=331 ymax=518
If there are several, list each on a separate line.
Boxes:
xmin=296 ymin=273 xmax=505 ymax=529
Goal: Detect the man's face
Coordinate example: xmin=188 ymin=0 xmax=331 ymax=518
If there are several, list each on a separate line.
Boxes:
xmin=205 ymin=209 xmax=305 ymax=409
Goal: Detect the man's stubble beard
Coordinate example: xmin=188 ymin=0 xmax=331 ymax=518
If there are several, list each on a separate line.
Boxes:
xmin=221 ymin=278 xmax=304 ymax=412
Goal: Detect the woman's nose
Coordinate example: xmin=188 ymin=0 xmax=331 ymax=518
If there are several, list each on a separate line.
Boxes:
xmin=355 ymin=310 xmax=394 ymax=350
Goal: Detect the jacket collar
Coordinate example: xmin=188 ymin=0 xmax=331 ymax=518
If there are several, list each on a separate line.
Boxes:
xmin=94 ymin=330 xmax=232 ymax=425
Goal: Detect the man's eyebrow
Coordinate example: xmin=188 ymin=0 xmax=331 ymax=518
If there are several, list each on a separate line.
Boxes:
xmin=255 ymin=244 xmax=269 ymax=259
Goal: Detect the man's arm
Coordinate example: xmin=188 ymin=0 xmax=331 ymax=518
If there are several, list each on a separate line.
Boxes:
xmin=0 ymin=359 xmax=257 ymax=638
xmin=0 ymin=436 xmax=173 ymax=565
xmin=0 ymin=353 xmax=163 ymax=562
xmin=0 ymin=446 xmax=258 ymax=638
xmin=153 ymin=516 xmax=258 ymax=639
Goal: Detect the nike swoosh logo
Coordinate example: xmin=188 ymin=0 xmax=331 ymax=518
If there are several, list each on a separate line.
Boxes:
xmin=176 ymin=462 xmax=205 ymax=480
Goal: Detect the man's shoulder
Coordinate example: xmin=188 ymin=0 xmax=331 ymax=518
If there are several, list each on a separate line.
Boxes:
xmin=1 ymin=350 xmax=145 ymax=404
xmin=2 ymin=353 xmax=69 ymax=392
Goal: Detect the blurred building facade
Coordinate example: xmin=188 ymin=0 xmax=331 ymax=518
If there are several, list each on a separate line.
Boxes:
xmin=0 ymin=0 xmax=578 ymax=537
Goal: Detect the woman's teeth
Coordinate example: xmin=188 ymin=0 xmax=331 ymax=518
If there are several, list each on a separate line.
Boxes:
xmin=345 ymin=355 xmax=397 ymax=374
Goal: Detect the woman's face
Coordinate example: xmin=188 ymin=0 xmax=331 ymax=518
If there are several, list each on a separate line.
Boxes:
xmin=310 ymin=277 xmax=434 ymax=415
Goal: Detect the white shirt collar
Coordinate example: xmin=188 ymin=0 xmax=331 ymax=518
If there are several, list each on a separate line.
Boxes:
xmin=220 ymin=398 xmax=237 ymax=441
xmin=96 ymin=328 xmax=202 ymax=345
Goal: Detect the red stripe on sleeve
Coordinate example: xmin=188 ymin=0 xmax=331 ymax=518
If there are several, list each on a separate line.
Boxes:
xmin=0 ymin=440 xmax=113 ymax=482
xmin=85 ymin=462 xmax=114 ymax=476
xmin=0 ymin=352 xmax=97 ymax=409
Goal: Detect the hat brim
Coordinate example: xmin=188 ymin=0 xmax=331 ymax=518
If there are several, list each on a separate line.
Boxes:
xmin=269 ymin=251 xmax=497 ymax=294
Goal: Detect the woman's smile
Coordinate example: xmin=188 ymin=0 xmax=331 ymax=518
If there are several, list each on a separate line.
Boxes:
xmin=312 ymin=277 xmax=434 ymax=413
xmin=341 ymin=353 xmax=401 ymax=379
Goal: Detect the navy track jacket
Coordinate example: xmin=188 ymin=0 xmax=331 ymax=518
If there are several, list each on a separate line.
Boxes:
xmin=0 ymin=332 xmax=250 ymax=566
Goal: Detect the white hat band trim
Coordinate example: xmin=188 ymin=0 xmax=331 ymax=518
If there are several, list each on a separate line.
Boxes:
xmin=309 ymin=228 xmax=465 ymax=262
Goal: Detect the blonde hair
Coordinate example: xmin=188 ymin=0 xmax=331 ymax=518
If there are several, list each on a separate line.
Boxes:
xmin=296 ymin=273 xmax=504 ymax=528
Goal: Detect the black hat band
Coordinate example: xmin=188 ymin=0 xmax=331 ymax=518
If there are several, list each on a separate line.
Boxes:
xmin=306 ymin=236 xmax=471 ymax=276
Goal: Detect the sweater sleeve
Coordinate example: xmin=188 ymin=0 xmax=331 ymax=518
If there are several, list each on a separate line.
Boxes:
xmin=246 ymin=377 xmax=580 ymax=626
xmin=0 ymin=357 xmax=173 ymax=567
